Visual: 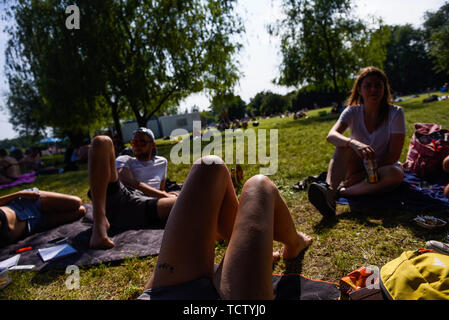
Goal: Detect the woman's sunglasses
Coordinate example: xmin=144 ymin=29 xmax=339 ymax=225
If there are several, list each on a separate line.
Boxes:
xmin=130 ymin=139 xmax=152 ymax=147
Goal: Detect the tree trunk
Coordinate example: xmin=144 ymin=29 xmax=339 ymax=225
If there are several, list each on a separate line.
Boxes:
xmin=320 ymin=21 xmax=340 ymax=94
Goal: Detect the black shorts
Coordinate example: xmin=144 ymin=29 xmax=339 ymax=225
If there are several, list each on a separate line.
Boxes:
xmin=104 ymin=181 xmax=163 ymax=231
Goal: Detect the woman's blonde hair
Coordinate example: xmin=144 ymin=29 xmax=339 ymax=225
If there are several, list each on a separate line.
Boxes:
xmin=346 ymin=66 xmax=393 ymax=127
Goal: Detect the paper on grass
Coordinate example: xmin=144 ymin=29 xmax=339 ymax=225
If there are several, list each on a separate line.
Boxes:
xmin=38 ymin=244 xmax=77 ymax=262
xmin=0 ymin=254 xmax=20 ymax=269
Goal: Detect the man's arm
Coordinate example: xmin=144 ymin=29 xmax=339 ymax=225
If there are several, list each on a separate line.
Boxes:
xmin=117 ymin=167 xmax=174 ymax=198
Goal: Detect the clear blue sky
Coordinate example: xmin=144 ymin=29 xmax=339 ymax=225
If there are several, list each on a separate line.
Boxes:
xmin=0 ymin=0 xmax=446 ymax=140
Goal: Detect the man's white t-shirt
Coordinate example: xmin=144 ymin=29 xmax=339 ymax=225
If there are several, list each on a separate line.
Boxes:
xmin=338 ymin=104 xmax=406 ymax=161
xmin=115 ymin=155 xmax=167 ymax=190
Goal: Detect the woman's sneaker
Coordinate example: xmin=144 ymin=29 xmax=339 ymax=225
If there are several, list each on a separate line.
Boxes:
xmin=308 ymin=182 xmax=336 ymax=218
xmin=425 ymin=240 xmax=449 ymax=256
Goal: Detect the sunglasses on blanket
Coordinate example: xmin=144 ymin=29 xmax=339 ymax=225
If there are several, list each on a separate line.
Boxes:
xmin=130 ymin=139 xmax=152 ymax=147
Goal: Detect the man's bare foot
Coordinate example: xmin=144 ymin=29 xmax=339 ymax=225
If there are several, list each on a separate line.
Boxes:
xmin=282 ymin=232 xmax=313 ymax=260
xmin=90 ymin=216 xmax=115 ymax=250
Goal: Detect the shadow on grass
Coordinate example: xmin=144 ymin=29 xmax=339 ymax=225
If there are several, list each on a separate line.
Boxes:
xmin=314 ymin=205 xmax=449 ymax=243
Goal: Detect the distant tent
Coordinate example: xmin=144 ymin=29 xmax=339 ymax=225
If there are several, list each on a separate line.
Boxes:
xmin=37 ymin=137 xmax=61 ymax=144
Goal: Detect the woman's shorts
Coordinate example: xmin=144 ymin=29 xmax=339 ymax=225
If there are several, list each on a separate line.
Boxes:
xmin=137 ymin=278 xmax=220 ymax=300
xmin=5 ymin=187 xmax=43 ymax=234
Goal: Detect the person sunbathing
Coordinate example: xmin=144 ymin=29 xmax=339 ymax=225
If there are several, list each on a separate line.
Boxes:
xmin=308 ymin=66 xmax=406 ymax=217
xmin=138 ymin=155 xmax=312 ymax=300
xmin=88 ymin=128 xmax=178 ymax=250
xmin=0 ymin=188 xmax=86 ymax=247
xmin=20 ymin=147 xmax=44 ymax=172
xmin=0 ymin=149 xmax=21 ymax=185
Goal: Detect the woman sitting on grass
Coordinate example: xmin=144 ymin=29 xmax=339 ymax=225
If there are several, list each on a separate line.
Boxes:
xmin=0 ymin=188 xmax=86 ymax=247
xmin=308 ymin=66 xmax=406 ymax=218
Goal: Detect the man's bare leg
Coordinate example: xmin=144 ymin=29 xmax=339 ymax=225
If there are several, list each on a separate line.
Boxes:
xmin=88 ymin=136 xmax=117 ymax=249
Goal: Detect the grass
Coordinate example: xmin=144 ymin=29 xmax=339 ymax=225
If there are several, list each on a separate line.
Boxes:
xmin=1 ymin=92 xmax=449 ymax=299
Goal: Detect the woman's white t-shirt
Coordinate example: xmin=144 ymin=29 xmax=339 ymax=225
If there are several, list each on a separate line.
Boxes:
xmin=115 ymin=155 xmax=167 ymax=190
xmin=338 ymin=105 xmax=406 ymax=161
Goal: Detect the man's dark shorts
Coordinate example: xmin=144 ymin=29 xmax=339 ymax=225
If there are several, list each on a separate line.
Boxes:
xmin=102 ymin=180 xmax=163 ymax=230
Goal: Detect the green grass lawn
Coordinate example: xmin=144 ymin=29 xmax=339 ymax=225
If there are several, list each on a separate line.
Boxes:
xmin=1 ymin=92 xmax=449 ymax=300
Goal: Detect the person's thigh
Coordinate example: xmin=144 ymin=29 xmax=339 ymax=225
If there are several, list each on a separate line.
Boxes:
xmin=148 ymin=158 xmax=229 ymax=290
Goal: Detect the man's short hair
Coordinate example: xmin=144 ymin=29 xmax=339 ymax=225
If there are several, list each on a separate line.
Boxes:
xmin=133 ymin=127 xmax=155 ymax=141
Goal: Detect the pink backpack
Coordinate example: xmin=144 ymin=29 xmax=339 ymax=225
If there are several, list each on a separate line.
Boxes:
xmin=402 ymin=123 xmax=449 ymax=178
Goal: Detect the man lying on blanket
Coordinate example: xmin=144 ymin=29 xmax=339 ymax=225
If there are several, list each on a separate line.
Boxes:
xmin=88 ymin=128 xmax=178 ymax=250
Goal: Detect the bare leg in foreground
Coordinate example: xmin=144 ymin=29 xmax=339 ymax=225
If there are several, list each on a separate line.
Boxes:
xmin=146 ymin=155 xmax=312 ymax=299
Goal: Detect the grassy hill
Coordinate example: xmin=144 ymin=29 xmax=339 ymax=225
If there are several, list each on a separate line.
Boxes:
xmin=1 ymin=92 xmax=448 ymax=299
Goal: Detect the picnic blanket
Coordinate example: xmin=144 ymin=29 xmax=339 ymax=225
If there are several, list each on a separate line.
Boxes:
xmin=296 ymin=171 xmax=449 ymax=212
xmin=272 ymin=274 xmax=340 ymax=300
xmin=336 ymin=171 xmax=449 ymax=211
xmin=0 ymin=172 xmax=36 ymax=190
xmin=0 ymin=204 xmax=164 ymax=271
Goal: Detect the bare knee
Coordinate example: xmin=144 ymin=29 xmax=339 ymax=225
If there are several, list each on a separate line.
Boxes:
xmin=73 ymin=196 xmax=83 ymax=208
xmin=243 ymin=175 xmax=276 ymax=197
xmin=194 ymin=155 xmax=225 ymax=166
xmin=78 ymin=205 xmax=87 ymax=217
xmin=192 ymin=155 xmax=227 ymax=176
xmin=91 ymin=135 xmax=113 ymax=151
xmin=382 ymin=165 xmax=404 ymax=187
xmin=443 ymin=156 xmax=449 ymax=172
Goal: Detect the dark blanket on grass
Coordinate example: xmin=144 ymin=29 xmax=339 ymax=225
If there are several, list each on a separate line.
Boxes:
xmin=335 ymin=171 xmax=449 ymax=211
xmin=0 ymin=204 xmax=164 ymax=271
xmin=272 ymin=274 xmax=340 ymax=300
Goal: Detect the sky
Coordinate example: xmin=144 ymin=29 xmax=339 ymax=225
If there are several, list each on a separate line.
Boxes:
xmin=0 ymin=0 xmax=447 ymax=140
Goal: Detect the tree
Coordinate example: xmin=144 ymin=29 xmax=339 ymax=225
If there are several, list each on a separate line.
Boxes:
xmin=259 ymin=92 xmax=291 ymax=116
xmin=384 ymin=24 xmax=446 ymax=94
xmin=4 ymin=0 xmax=111 ymax=142
xmin=246 ymin=91 xmax=271 ymax=116
xmin=269 ymin=0 xmax=389 ymax=94
xmin=423 ymin=2 xmax=449 ymax=74
xmin=4 ymin=1 xmax=244 ymax=142
xmin=106 ymin=0 xmax=245 ymax=127
xmin=210 ymin=93 xmax=246 ymax=121
xmin=4 ymin=75 xmax=46 ymax=137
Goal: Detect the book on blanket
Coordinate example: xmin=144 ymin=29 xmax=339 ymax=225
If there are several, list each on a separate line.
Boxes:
xmin=38 ymin=244 xmax=77 ymax=262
